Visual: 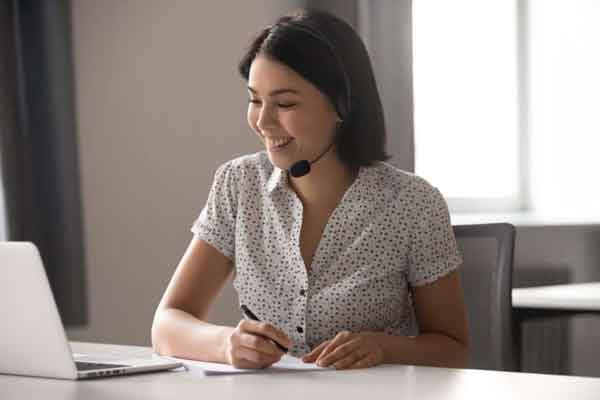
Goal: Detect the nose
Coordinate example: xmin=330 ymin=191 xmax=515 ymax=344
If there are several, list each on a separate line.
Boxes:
xmin=256 ymin=104 xmax=277 ymax=132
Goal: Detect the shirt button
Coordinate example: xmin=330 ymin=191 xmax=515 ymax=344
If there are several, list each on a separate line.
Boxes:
xmin=296 ymin=326 xmax=304 ymax=334
xmin=299 ymin=289 xmax=306 ymax=296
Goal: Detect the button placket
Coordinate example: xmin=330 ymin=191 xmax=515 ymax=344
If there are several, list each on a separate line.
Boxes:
xmin=294 ymin=271 xmax=309 ymax=346
xmin=286 ymin=190 xmax=310 ymax=349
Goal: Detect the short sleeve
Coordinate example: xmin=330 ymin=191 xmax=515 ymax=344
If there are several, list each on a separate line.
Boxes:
xmin=191 ymin=162 xmax=237 ymax=260
xmin=407 ymin=183 xmax=462 ymax=287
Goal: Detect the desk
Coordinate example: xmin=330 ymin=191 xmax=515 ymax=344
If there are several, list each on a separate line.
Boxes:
xmin=512 ymin=283 xmax=600 ymax=375
xmin=513 ymin=282 xmax=600 ymax=312
xmin=2 ymin=342 xmax=600 ymax=400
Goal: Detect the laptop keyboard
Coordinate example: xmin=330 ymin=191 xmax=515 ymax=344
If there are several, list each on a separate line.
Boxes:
xmin=76 ymin=361 xmax=128 ymax=371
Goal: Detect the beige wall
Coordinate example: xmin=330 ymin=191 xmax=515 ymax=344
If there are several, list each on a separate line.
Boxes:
xmin=68 ymin=0 xmax=300 ymax=345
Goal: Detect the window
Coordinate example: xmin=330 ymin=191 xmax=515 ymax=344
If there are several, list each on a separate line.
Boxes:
xmin=414 ymin=0 xmax=600 ymax=218
xmin=413 ymin=0 xmax=521 ymax=213
xmin=527 ymin=0 xmax=600 ymax=217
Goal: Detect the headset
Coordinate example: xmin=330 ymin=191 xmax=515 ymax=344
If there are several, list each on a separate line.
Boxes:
xmin=270 ymin=20 xmax=353 ymax=178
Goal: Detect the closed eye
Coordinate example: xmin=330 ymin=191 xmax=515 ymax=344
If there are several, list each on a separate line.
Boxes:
xmin=277 ymin=103 xmax=297 ymax=109
xmin=248 ymin=99 xmax=297 ymax=109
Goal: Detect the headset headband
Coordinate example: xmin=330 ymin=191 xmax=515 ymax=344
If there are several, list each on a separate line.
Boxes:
xmin=270 ymin=21 xmax=352 ymax=121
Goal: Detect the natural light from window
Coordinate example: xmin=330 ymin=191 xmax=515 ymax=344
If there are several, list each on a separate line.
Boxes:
xmin=528 ymin=0 xmax=600 ymax=218
xmin=413 ymin=0 xmax=520 ymax=212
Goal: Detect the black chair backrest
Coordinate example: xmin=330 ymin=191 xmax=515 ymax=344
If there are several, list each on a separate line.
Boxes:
xmin=453 ymin=223 xmax=519 ymax=371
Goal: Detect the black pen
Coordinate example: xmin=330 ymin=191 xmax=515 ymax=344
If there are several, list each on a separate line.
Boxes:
xmin=240 ymin=304 xmax=289 ymax=353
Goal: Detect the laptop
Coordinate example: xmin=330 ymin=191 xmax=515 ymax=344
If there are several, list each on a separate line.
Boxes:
xmin=0 ymin=242 xmax=181 ymax=379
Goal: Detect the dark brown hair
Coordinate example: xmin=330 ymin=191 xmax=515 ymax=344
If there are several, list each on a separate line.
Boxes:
xmin=238 ymin=9 xmax=389 ymax=168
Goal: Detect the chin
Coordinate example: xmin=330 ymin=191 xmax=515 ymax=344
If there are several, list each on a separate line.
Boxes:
xmin=266 ymin=151 xmax=293 ymax=171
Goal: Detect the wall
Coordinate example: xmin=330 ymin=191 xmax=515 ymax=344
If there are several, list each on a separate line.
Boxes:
xmin=0 ymin=175 xmax=5 ymax=241
xmin=68 ymin=0 xmax=301 ymax=345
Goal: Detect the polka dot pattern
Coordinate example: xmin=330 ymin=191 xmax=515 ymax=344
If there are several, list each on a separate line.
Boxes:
xmin=192 ymin=151 xmax=462 ymax=357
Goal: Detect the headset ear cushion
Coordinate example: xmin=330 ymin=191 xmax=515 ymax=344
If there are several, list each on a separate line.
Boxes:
xmin=334 ymin=119 xmax=344 ymax=134
xmin=338 ymin=102 xmax=353 ymax=129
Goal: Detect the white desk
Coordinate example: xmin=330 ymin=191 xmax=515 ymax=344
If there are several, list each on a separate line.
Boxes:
xmin=2 ymin=342 xmax=600 ymax=400
xmin=513 ymin=282 xmax=600 ymax=311
xmin=512 ymin=283 xmax=600 ymax=375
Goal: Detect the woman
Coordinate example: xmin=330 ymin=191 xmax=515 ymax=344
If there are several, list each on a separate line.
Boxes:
xmin=152 ymin=9 xmax=469 ymax=370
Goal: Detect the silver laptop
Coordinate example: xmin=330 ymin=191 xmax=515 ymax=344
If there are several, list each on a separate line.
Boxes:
xmin=0 ymin=242 xmax=181 ymax=379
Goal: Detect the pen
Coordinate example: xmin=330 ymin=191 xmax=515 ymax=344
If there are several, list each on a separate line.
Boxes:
xmin=240 ymin=304 xmax=289 ymax=353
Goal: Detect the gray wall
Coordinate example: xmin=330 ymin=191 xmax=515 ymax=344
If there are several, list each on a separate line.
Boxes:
xmin=0 ymin=175 xmax=5 ymax=241
xmin=67 ymin=0 xmax=301 ymax=345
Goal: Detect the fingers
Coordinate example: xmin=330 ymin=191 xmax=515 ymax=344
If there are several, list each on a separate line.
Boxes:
xmin=317 ymin=337 xmax=361 ymax=367
xmin=234 ymin=343 xmax=282 ymax=367
xmin=309 ymin=331 xmax=383 ymax=370
xmin=238 ymin=319 xmax=292 ymax=350
xmin=328 ymin=348 xmax=364 ymax=369
xmin=227 ymin=333 xmax=282 ymax=369
xmin=348 ymin=354 xmax=380 ymax=369
xmin=228 ymin=354 xmax=266 ymax=370
xmin=302 ymin=340 xmax=330 ymax=363
xmin=315 ymin=331 xmax=353 ymax=365
xmin=238 ymin=332 xmax=282 ymax=357
xmin=225 ymin=320 xmax=291 ymax=369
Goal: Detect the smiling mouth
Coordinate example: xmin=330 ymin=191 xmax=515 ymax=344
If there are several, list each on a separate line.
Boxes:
xmin=265 ymin=137 xmax=294 ymax=151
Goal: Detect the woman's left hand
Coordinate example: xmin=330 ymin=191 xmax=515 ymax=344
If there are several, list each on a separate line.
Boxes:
xmin=301 ymin=331 xmax=385 ymax=370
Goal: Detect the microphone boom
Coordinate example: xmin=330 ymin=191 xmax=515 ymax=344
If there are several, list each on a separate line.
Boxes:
xmin=287 ymin=140 xmax=336 ymax=178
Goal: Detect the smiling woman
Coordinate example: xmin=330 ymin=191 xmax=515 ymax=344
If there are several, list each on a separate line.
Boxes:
xmin=238 ymin=11 xmax=388 ymax=172
xmin=246 ymin=56 xmax=341 ymax=176
xmin=152 ymin=8 xmax=469 ymax=371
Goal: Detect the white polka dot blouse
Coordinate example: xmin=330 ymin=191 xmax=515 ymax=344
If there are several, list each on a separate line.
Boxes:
xmin=191 ymin=151 xmax=462 ymax=357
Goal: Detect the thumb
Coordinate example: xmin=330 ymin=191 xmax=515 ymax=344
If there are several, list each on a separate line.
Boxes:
xmin=302 ymin=341 xmax=329 ymax=363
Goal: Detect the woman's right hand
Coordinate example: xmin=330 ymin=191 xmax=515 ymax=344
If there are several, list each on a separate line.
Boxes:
xmin=224 ymin=319 xmax=292 ymax=369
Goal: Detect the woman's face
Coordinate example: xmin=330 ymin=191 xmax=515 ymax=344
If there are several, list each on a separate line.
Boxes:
xmin=247 ymin=56 xmax=340 ymax=172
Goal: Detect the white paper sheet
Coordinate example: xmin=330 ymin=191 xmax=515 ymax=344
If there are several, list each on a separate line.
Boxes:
xmin=162 ymin=354 xmax=329 ymax=375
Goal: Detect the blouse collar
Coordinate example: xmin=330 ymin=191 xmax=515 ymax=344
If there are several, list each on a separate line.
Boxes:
xmin=266 ymin=163 xmax=378 ymax=204
xmin=266 ymin=166 xmax=287 ymax=194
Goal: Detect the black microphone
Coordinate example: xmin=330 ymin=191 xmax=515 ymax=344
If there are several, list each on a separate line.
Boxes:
xmin=288 ymin=140 xmax=336 ymax=178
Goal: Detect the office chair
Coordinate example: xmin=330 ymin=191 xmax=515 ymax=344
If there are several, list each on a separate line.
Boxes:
xmin=453 ymin=223 xmax=519 ymax=371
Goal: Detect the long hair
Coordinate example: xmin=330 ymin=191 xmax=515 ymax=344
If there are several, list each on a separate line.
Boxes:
xmin=238 ymin=9 xmax=389 ymax=168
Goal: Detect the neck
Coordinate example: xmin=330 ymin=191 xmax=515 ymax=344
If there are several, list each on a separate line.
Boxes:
xmin=288 ymin=152 xmax=358 ymax=208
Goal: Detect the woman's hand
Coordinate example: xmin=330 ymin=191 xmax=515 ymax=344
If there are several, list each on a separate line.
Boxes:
xmin=302 ymin=331 xmax=385 ymax=370
xmin=224 ymin=319 xmax=292 ymax=369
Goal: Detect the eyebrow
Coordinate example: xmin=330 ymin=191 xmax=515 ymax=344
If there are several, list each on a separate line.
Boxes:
xmin=247 ymin=86 xmax=300 ymax=96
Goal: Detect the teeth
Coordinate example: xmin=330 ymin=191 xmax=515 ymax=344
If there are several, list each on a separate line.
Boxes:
xmin=266 ymin=137 xmax=293 ymax=148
